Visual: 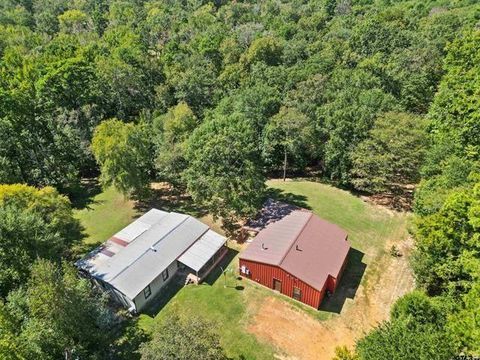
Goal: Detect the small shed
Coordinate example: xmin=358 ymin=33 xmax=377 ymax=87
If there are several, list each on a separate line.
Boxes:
xmin=239 ymin=208 xmax=350 ymax=309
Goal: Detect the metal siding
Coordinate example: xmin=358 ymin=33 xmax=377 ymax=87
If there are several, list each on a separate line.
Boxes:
xmin=177 ymin=230 xmax=226 ymax=271
xmin=239 ymin=259 xmax=324 ymax=309
xmin=327 ymin=252 xmax=349 ymax=293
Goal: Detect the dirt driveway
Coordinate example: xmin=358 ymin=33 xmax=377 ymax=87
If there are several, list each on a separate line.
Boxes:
xmin=247 ymin=236 xmax=414 ymax=360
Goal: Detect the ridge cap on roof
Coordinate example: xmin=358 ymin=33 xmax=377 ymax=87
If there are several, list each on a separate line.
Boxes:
xmin=277 ymin=211 xmax=313 ymax=266
xmin=109 ymin=213 xmax=191 ymax=283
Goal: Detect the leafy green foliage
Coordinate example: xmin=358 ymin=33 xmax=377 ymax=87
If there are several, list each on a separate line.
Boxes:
xmin=0 ymin=260 xmax=116 ymax=359
xmin=351 ymin=112 xmax=428 ymax=193
xmin=412 ymin=183 xmax=480 ymax=297
xmin=2 ymin=0 xmax=478 ymax=191
xmin=0 ymin=184 xmax=80 ymax=296
xmin=140 ymin=314 xmax=227 ymax=360
xmin=184 ymin=113 xmax=266 ymax=230
xmin=356 ymin=292 xmax=455 ymax=360
xmin=262 ymin=107 xmax=314 ymax=179
xmin=91 ymin=119 xmax=154 ymax=197
xmin=428 ymin=30 xmax=480 ymax=161
xmin=448 ymin=281 xmax=480 ymax=354
xmin=154 ymin=102 xmax=197 ymax=187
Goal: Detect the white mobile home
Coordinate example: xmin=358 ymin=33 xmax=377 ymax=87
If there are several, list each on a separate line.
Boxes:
xmin=76 ymin=209 xmax=227 ymax=312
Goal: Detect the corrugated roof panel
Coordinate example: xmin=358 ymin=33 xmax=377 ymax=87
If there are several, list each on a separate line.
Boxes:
xmin=136 ymin=208 xmax=168 ymax=226
xmin=85 ymin=212 xmax=189 ymax=282
xmin=114 ymin=222 xmax=149 ymax=243
xmin=178 ymin=230 xmax=226 ymax=271
xmin=110 ymin=216 xmax=209 ymax=298
xmin=240 ymin=211 xmax=311 ymax=265
xmin=77 ymin=208 xmax=225 ymax=300
xmin=240 ymin=209 xmax=350 ymax=292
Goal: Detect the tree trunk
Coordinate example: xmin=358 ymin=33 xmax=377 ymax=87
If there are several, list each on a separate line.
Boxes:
xmin=283 ymin=147 xmax=287 ymax=181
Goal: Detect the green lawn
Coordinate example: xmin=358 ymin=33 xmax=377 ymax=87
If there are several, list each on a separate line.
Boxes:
xmin=268 ymin=180 xmax=408 ymax=259
xmin=75 ymin=180 xmax=409 ymax=359
xmin=73 ymin=186 xmax=139 ymax=253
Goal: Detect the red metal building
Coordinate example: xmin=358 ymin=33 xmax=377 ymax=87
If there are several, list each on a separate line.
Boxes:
xmin=239 ymin=209 xmax=350 ymax=309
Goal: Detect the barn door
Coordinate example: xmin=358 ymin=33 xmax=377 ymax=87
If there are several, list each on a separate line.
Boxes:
xmin=273 ymin=278 xmax=282 ymax=292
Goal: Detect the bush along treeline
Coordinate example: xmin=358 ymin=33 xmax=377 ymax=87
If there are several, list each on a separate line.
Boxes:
xmin=334 ymin=27 xmax=480 ymax=360
xmin=0 ymin=0 xmax=480 ymax=359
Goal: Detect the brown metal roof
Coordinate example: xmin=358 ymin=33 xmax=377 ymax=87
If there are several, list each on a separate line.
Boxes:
xmin=240 ymin=209 xmax=350 ymax=292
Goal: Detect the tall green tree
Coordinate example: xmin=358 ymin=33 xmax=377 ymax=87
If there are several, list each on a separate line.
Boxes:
xmin=91 ymin=118 xmax=154 ymax=197
xmin=183 ymin=113 xmax=266 ymax=231
xmin=356 ymin=292 xmax=455 ymax=360
xmin=140 ymin=314 xmax=227 ymax=360
xmin=428 ymin=29 xmax=480 ymax=163
xmin=154 ymin=102 xmax=198 ymax=187
xmin=263 ymin=107 xmax=314 ymax=180
xmin=0 ymin=184 xmax=80 ymax=296
xmin=351 ymin=112 xmax=428 ymax=194
xmin=412 ymin=181 xmax=480 ymax=297
xmin=1 ymin=260 xmax=115 ymax=359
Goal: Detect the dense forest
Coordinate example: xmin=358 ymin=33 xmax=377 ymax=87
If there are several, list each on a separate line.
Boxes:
xmin=0 ymin=0 xmax=479 ymax=359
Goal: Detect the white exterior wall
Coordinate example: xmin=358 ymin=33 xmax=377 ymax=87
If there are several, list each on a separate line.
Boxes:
xmin=133 ymin=260 xmax=179 ymax=311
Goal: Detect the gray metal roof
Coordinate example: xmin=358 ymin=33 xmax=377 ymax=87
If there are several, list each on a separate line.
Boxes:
xmin=110 ymin=216 xmax=208 ymax=298
xmin=77 ymin=209 xmax=222 ymax=299
xmin=177 ymin=229 xmax=226 ymax=272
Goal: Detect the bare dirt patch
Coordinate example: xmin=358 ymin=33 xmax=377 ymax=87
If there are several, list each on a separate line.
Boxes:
xmin=247 ymin=237 xmax=415 ymax=360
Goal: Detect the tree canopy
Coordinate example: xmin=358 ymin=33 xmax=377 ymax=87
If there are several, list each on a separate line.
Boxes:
xmin=139 ymin=314 xmax=227 ymax=360
xmin=0 ymin=184 xmax=80 ymax=296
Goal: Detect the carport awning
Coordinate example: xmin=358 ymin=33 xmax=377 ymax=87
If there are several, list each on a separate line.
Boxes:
xmin=178 ymin=230 xmax=226 ymax=272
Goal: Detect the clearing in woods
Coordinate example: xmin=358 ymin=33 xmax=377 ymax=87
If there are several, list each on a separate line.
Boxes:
xmin=75 ymin=180 xmax=414 ymax=359
xmin=248 ymin=180 xmax=414 ymax=359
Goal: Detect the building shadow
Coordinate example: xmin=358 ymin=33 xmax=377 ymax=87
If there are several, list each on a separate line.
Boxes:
xmin=141 ymin=273 xmax=186 ymax=317
xmin=319 ymin=248 xmax=366 ymax=313
xmin=203 ymin=247 xmax=239 ymax=286
xmin=141 ymin=247 xmax=239 ymax=317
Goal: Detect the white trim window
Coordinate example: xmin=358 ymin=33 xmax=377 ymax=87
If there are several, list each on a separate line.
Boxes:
xmin=162 ymin=268 xmax=169 ymax=281
xmin=144 ymin=285 xmax=152 ymax=299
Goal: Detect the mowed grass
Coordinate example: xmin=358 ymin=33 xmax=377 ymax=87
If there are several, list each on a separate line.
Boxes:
xmin=137 ymin=252 xmax=277 ymax=359
xmin=268 ymin=180 xmax=408 ymax=256
xmin=74 ymin=186 xmax=139 ymax=249
xmin=75 ymin=181 xmax=409 ymax=359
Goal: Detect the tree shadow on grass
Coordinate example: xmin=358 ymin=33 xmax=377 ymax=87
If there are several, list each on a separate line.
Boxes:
xmin=319 ymin=248 xmax=367 ymax=314
xmin=68 ymin=178 xmax=103 ymax=210
xmin=134 ymin=184 xmax=207 ymax=219
xmin=265 ymin=187 xmax=312 ymax=210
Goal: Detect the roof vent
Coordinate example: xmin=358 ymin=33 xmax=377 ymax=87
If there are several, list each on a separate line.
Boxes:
xmin=295 ymin=244 xmax=302 ymax=251
xmin=261 ymin=243 xmax=267 ymax=250
xmin=150 ymin=246 xmax=157 ymax=252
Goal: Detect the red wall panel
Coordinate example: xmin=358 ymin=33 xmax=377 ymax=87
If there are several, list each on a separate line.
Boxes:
xmin=239 ymin=259 xmax=325 ymax=309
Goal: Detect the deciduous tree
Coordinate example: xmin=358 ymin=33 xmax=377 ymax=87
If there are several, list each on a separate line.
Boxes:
xmin=183 ymin=113 xmax=266 ymax=231
xmin=91 ymin=119 xmax=154 ymax=197
xmin=140 ymin=314 xmax=227 ymax=360
xmin=351 ymin=112 xmax=428 ymax=194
